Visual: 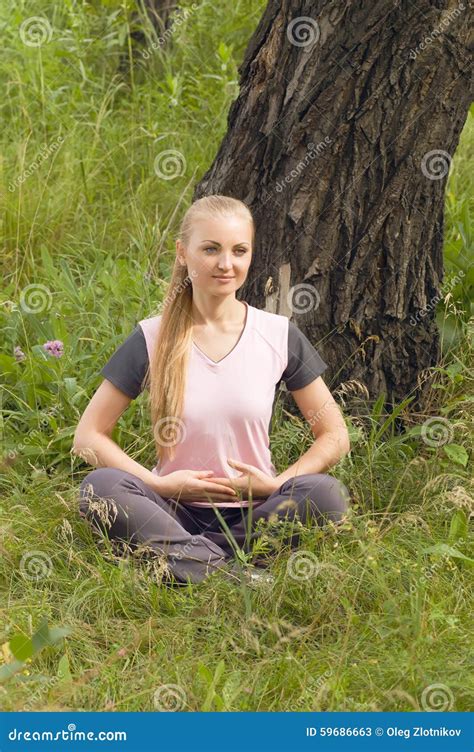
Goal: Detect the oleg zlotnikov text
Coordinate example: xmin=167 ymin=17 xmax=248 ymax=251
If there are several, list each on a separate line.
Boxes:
xmin=305 ymin=726 xmax=462 ymax=737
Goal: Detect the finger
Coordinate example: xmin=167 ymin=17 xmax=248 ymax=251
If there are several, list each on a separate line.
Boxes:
xmin=198 ymin=482 xmax=238 ymax=496
xmin=207 ymin=476 xmax=240 ymax=486
xmin=204 ymin=494 xmax=242 ymax=502
xmin=227 ymin=459 xmax=248 ymax=469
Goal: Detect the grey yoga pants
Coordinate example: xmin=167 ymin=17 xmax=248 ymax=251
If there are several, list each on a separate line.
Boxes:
xmin=78 ymin=468 xmax=350 ymax=584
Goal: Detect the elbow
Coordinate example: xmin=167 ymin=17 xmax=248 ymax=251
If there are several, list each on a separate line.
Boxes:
xmin=336 ymin=424 xmax=351 ymax=459
xmin=71 ymin=428 xmax=84 ymax=456
xmin=72 ymin=430 xmax=99 ymax=465
xmin=322 ymin=427 xmax=351 ymax=462
xmin=341 ymin=429 xmax=351 ymax=458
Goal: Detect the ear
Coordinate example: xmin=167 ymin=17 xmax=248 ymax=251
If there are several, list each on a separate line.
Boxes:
xmin=176 ymin=239 xmax=186 ymax=265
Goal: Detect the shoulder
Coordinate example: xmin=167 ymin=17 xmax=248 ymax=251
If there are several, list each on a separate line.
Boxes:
xmin=249 ymin=304 xmax=289 ymax=342
xmin=100 ymin=323 xmax=149 ymax=399
xmin=280 ymin=319 xmax=329 ymax=391
xmin=138 ymin=312 xmax=164 ymax=358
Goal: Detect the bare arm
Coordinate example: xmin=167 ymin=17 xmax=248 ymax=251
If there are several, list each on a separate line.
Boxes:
xmin=274 ymin=376 xmax=351 ymax=486
xmin=72 ymin=379 xmax=164 ymax=491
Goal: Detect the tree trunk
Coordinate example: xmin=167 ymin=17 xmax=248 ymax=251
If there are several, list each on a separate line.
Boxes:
xmin=119 ymin=0 xmax=179 ymax=73
xmin=193 ymin=0 xmax=472 ymax=417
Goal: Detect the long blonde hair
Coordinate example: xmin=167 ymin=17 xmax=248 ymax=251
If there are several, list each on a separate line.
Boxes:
xmin=148 ymin=195 xmax=255 ymax=467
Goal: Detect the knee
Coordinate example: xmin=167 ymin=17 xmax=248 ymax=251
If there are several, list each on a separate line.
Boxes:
xmin=78 ymin=467 xmax=131 ymax=516
xmin=78 ymin=467 xmax=126 ymax=527
xmin=80 ymin=467 xmax=118 ymax=499
xmin=283 ymin=473 xmax=350 ymax=524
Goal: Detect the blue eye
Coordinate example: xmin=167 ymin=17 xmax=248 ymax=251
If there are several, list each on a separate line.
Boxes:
xmin=203 ymin=247 xmax=247 ymax=254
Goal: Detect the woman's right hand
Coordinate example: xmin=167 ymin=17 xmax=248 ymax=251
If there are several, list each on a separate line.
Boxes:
xmin=155 ymin=469 xmax=239 ymax=502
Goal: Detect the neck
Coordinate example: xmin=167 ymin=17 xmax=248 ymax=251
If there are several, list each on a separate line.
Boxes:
xmin=191 ymin=294 xmax=245 ymax=326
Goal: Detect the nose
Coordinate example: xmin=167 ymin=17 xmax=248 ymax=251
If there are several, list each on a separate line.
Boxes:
xmin=217 ymin=254 xmax=233 ymax=271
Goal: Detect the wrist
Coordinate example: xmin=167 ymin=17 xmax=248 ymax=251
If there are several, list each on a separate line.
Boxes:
xmin=270 ymin=476 xmax=284 ymax=494
xmin=147 ymin=472 xmax=170 ymax=497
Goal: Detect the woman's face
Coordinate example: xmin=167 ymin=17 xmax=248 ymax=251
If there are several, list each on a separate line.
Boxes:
xmin=177 ymin=214 xmax=253 ymax=296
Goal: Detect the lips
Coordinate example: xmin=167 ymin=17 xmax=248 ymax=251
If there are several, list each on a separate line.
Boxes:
xmin=213 ymin=276 xmax=235 ymax=279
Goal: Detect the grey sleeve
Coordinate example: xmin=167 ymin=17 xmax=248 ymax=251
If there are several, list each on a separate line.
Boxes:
xmin=279 ymin=321 xmax=328 ymax=391
xmin=100 ymin=325 xmax=149 ymax=399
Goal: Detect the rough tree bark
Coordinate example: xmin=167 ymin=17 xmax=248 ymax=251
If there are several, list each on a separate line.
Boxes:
xmin=193 ymin=0 xmax=473 ymax=417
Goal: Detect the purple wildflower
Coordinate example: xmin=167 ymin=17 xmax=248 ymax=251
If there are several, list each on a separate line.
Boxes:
xmin=14 ymin=346 xmax=26 ymax=362
xmin=43 ymin=340 xmax=64 ymax=358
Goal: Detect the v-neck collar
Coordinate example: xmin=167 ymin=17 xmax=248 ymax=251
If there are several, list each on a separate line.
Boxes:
xmin=192 ymin=301 xmax=251 ymax=366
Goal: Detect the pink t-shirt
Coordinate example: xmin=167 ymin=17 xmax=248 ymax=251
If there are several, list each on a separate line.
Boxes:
xmin=139 ymin=302 xmax=286 ymax=507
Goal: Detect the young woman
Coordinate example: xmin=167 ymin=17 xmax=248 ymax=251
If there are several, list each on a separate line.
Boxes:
xmin=73 ymin=195 xmax=351 ymax=586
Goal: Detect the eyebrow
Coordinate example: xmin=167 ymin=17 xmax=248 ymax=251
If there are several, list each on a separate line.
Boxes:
xmin=199 ymin=240 xmax=251 ymax=247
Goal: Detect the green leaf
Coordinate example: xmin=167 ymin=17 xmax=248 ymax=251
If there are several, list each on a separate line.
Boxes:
xmin=31 ymin=619 xmax=72 ymax=654
xmin=57 ymin=653 xmax=73 ymax=682
xmin=448 ymin=509 xmax=469 ymax=544
xmin=48 ymin=626 xmax=72 ymax=645
xmin=443 ymin=443 xmax=468 ymax=467
xmin=197 ymin=663 xmax=213 ymax=684
xmin=9 ymin=634 xmax=34 ymax=662
xmin=423 ymin=544 xmax=474 ymax=568
xmin=0 ymin=659 xmax=26 ymax=683
xmin=31 ymin=618 xmax=51 ymax=653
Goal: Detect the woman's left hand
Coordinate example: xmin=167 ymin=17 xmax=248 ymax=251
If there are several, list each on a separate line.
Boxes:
xmin=207 ymin=458 xmax=280 ymax=499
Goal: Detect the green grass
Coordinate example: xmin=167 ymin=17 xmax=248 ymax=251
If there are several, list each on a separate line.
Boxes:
xmin=0 ymin=0 xmax=473 ymax=712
